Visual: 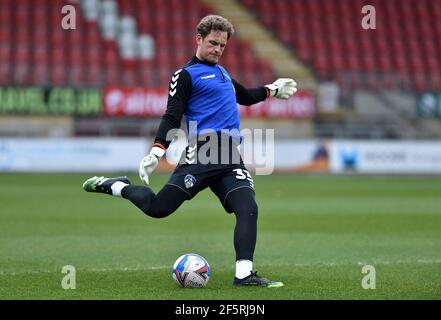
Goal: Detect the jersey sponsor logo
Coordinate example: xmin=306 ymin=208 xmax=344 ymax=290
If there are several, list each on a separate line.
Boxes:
xmin=184 ymin=174 xmax=196 ymax=188
xmin=201 ymin=74 xmax=216 ymax=80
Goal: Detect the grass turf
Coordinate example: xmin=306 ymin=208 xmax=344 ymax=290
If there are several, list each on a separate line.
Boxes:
xmin=0 ymin=173 xmax=440 ymax=299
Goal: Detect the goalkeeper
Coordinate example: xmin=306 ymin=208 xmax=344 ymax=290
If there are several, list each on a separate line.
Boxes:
xmin=83 ymin=15 xmax=297 ymax=287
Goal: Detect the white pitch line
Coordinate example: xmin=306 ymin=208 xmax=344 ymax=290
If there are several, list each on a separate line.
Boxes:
xmin=87 ymin=266 xmax=169 ymax=272
xmin=0 ymin=265 xmax=169 ymax=276
xmin=1 ymin=259 xmax=440 ymax=276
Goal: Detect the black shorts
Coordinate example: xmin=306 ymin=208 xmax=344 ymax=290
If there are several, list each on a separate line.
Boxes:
xmin=166 ymin=162 xmax=255 ymax=213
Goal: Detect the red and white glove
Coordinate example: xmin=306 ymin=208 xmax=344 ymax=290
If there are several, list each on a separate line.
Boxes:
xmin=139 ymin=145 xmax=166 ymax=185
xmin=265 ymin=78 xmax=297 ymax=99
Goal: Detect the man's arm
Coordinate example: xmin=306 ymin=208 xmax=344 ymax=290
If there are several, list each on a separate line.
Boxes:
xmin=233 ymin=77 xmax=297 ymax=106
xmin=233 ymin=79 xmax=269 ymax=106
xmin=139 ymin=69 xmax=192 ymax=184
xmin=154 ymin=69 xmax=192 ymax=149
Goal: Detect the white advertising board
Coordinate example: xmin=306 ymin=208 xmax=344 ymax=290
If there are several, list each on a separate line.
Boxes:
xmin=0 ymin=138 xmax=147 ymax=172
xmin=330 ymin=141 xmax=441 ymax=173
xmin=2 ymin=138 xmax=440 ymax=174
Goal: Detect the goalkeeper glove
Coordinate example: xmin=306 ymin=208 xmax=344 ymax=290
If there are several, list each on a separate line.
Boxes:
xmin=265 ymin=78 xmax=297 ymax=99
xmin=139 ymin=145 xmax=166 ymax=185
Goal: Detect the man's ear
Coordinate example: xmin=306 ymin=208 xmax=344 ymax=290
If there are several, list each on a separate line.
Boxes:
xmin=196 ymin=33 xmax=203 ymax=45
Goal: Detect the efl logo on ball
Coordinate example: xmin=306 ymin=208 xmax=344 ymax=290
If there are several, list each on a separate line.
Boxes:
xmin=172 ymin=253 xmax=211 ymax=288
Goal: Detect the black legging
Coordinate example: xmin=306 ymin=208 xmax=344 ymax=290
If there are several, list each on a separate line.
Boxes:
xmin=122 ymin=184 xmax=258 ymax=261
xmin=225 ymin=187 xmax=258 ymax=261
xmin=121 ymin=184 xmax=187 ymax=218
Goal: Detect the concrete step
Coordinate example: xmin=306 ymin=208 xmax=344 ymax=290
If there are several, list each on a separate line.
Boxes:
xmin=200 ymin=0 xmax=317 ymax=90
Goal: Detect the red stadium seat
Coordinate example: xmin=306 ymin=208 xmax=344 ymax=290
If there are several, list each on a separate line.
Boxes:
xmin=104 ymin=68 xmax=121 ymax=86
xmin=413 ymin=73 xmax=427 ymax=92
xmin=342 ymin=38 xmax=357 ymax=54
xmin=85 ymin=65 xmax=103 ymax=86
xmin=237 ymin=0 xmax=439 ymax=91
xmin=84 ymin=28 xmax=100 ymax=46
xmin=0 ymin=64 xmax=11 ymax=85
xmin=429 ymin=74 xmax=441 ymax=91
xmin=362 ymin=55 xmax=377 ymax=72
xmin=138 ymin=59 xmax=153 ymax=84
xmin=0 ymin=4 xmax=12 ymax=27
xmin=3 ymin=0 xmax=436 ymax=91
xmin=15 ymin=27 xmax=31 ymax=44
xmin=68 ymin=48 xmax=83 ymax=65
xmin=86 ymin=46 xmax=102 ymax=66
xmin=258 ymin=59 xmax=275 ymax=84
xmin=409 ymin=54 xmax=426 ymax=74
xmin=32 ymin=27 xmax=48 ymax=45
xmin=51 ymin=47 xmax=65 ymax=65
xmin=330 ymin=54 xmax=345 ymax=72
xmin=426 ymin=56 xmax=440 ymax=72
xmin=14 ymin=46 xmax=30 ymax=64
xmin=68 ymin=65 xmax=84 ymax=86
xmin=346 ymin=55 xmax=361 ymax=71
xmin=32 ymin=65 xmax=49 ymax=86
xmin=0 ymin=46 xmax=10 ymax=63
xmin=327 ymin=36 xmax=342 ymax=54
xmin=104 ymin=48 xmax=119 ymax=66
xmin=121 ymin=69 xmax=139 ymax=86
xmin=378 ymin=55 xmax=393 ymax=72
xmin=394 ymin=55 xmax=409 ymax=73
xmin=50 ymin=29 xmax=65 ymax=47
xmin=375 ymin=37 xmax=389 ymax=55
xmin=0 ymin=29 xmax=11 ymax=43
xmin=33 ymin=46 xmax=48 ymax=65
xmin=313 ymin=53 xmax=329 ymax=80
xmin=51 ymin=66 xmax=66 ymax=86
xmin=14 ymin=63 xmax=31 ymax=85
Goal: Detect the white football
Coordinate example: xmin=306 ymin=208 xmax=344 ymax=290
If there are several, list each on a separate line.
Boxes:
xmin=172 ymin=253 xmax=211 ymax=288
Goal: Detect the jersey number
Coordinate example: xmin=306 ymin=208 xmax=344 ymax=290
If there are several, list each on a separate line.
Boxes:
xmin=233 ymin=169 xmax=254 ymax=188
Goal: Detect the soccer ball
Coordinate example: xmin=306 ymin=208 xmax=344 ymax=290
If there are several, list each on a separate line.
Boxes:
xmin=172 ymin=253 xmax=211 ymax=288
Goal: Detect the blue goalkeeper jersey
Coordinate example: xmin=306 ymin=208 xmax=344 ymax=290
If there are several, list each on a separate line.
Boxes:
xmin=185 ymin=62 xmax=238 ymax=137
xmin=154 ymin=56 xmax=269 ymax=148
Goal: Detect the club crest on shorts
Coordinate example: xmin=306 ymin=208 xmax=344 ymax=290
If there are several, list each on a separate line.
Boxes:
xmin=184 ymin=174 xmax=196 ymax=188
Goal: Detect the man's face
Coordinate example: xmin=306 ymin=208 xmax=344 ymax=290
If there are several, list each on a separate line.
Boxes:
xmin=196 ymin=30 xmax=228 ymax=64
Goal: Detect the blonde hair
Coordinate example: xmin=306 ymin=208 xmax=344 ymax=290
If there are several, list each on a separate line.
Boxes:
xmin=196 ymin=15 xmax=235 ymax=39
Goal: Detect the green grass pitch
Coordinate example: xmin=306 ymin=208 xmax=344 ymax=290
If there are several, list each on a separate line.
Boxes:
xmin=0 ymin=173 xmax=440 ymax=299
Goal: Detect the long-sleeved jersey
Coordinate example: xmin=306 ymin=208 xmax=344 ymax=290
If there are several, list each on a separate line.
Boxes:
xmin=154 ymin=56 xmax=269 ymax=148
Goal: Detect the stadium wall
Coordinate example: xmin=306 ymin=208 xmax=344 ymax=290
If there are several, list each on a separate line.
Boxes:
xmin=1 ymin=138 xmax=441 ymax=174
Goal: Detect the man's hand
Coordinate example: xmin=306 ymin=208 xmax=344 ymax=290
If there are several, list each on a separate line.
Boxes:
xmin=139 ymin=146 xmax=166 ymax=185
xmin=265 ymin=78 xmax=297 ymax=99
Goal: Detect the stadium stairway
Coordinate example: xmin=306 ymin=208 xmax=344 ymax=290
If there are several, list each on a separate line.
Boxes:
xmin=200 ymin=0 xmax=317 ymax=90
